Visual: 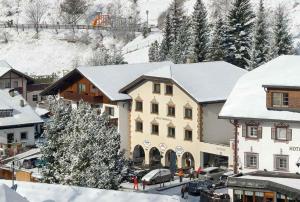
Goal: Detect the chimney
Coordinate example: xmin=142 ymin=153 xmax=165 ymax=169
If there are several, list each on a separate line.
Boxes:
xmin=20 ymin=100 xmax=25 ymax=107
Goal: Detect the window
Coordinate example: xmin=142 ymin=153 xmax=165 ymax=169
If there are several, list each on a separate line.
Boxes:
xmin=32 ymin=94 xmax=38 ymax=102
xmin=184 ymin=108 xmax=193 ymax=119
xmin=272 ymin=92 xmax=288 ymax=107
xmin=276 ymin=127 xmax=287 ymax=140
xmin=274 ymin=155 xmax=289 ymax=171
xmin=167 ymin=106 xmax=175 ymax=117
xmin=247 ymin=125 xmax=258 ymax=138
xmin=165 ymin=85 xmax=173 ymax=95
xmin=7 ymin=133 xmax=14 ymax=144
xmin=151 ymin=103 xmax=159 ymax=114
xmin=4 ymin=80 xmax=10 ymax=88
xmin=78 ymin=83 xmax=86 ymax=93
xmin=151 ymin=124 xmax=159 ymax=135
xmin=20 ymin=132 xmax=27 ymax=140
xmin=168 ymin=127 xmax=175 ymax=138
xmin=135 ymin=121 xmax=143 ymax=132
xmin=135 ymin=101 xmax=143 ymax=112
xmin=153 ymin=83 xmax=160 ymax=94
xmin=0 ymin=110 xmax=13 ymax=118
xmin=105 ymin=107 xmax=114 ymax=116
xmin=184 ymin=129 xmax=192 ymax=141
xmin=245 ymin=153 xmax=258 ymax=169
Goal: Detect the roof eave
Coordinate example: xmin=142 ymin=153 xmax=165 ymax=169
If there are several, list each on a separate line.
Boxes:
xmin=218 ymin=115 xmax=300 ymax=123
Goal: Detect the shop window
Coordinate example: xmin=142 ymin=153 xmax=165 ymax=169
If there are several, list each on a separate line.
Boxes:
xmin=244 ymin=191 xmax=254 ymax=202
xmin=233 ymin=190 xmax=243 ymax=202
xmin=255 ymin=192 xmax=264 ymax=202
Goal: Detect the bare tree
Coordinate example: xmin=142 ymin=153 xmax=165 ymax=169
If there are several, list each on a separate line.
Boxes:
xmin=25 ymin=0 xmax=48 ymax=37
xmin=60 ymin=0 xmax=88 ymax=25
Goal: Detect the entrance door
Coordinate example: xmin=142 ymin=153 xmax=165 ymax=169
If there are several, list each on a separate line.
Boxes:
xmin=264 ymin=192 xmax=275 ymax=202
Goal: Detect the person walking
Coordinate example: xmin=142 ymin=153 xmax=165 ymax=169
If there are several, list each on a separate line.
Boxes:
xmin=178 ymin=168 xmax=183 ymax=183
xmin=189 ymin=167 xmax=194 ymax=180
xmin=142 ymin=180 xmax=146 ymax=190
xmin=181 ymin=184 xmax=186 ymax=198
xmin=133 ymin=176 xmax=138 ymax=190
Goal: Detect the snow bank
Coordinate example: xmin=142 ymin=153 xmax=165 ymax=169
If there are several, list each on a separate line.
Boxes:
xmin=0 ymin=180 xmax=180 ymax=202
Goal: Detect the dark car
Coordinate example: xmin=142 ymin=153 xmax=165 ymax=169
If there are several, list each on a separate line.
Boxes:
xmin=187 ymin=180 xmax=214 ymax=195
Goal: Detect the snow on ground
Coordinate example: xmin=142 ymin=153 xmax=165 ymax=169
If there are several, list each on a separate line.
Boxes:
xmin=0 ymin=180 xmax=180 ymax=202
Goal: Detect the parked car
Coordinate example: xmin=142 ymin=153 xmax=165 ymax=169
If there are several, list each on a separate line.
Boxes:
xmin=141 ymin=169 xmax=171 ymax=184
xmin=218 ymin=170 xmax=234 ymax=186
xmin=187 ymin=180 xmax=214 ymax=195
xmin=121 ymin=168 xmax=150 ymax=182
xmin=198 ymin=167 xmax=227 ymax=182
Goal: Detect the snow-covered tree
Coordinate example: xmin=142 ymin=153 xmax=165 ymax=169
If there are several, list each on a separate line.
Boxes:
xmin=171 ymin=16 xmax=194 ymax=64
xmin=60 ymin=0 xmax=88 ymax=25
xmin=25 ymin=0 xmax=48 ymax=37
xmin=207 ymin=17 xmax=228 ymax=61
xmin=159 ymin=13 xmax=173 ymax=61
xmin=169 ymin=0 xmax=184 ymax=45
xmin=249 ymin=0 xmax=270 ymax=69
xmin=192 ymin=0 xmax=209 ymax=62
xmin=226 ymin=0 xmax=254 ymax=69
xmin=271 ymin=4 xmax=294 ymax=57
xmin=42 ymin=101 xmax=125 ymax=189
xmin=149 ymin=40 xmax=160 ymax=62
xmin=109 ymin=46 xmax=127 ymax=65
xmin=41 ymin=99 xmax=72 ymax=184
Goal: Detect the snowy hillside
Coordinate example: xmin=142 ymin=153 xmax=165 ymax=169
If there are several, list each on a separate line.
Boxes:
xmin=0 ymin=0 xmax=300 ymax=74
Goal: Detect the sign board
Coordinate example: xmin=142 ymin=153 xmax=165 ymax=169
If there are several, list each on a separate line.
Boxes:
xmin=290 ymin=147 xmax=300 ymax=151
xmin=159 ymin=143 xmax=167 ymax=152
xmin=143 ymin=139 xmax=151 ymax=149
xmin=175 ymin=146 xmax=184 ymax=155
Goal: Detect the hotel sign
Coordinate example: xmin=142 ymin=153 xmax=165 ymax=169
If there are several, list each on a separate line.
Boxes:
xmin=175 ymin=146 xmax=184 ymax=155
xmin=289 ymin=146 xmax=300 ymax=151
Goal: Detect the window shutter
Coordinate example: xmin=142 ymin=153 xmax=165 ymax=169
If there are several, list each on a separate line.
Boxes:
xmin=271 ymin=128 xmax=276 ymax=139
xmin=258 ymin=127 xmax=262 ymax=139
xmin=242 ymin=125 xmax=246 ymax=137
xmin=287 ymin=129 xmax=292 ymax=141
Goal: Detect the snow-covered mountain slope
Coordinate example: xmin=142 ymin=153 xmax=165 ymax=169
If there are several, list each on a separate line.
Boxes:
xmin=0 ymin=0 xmax=300 ymax=74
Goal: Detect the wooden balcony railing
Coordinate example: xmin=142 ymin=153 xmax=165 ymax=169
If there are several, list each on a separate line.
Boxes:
xmin=61 ymin=91 xmax=103 ymax=104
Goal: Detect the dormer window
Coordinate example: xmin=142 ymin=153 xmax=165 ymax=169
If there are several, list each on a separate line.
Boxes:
xmin=272 ymin=92 xmax=288 ymax=107
xmin=0 ymin=110 xmax=13 ymax=118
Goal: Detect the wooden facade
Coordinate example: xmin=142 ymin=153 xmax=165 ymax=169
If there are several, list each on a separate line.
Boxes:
xmin=266 ymin=88 xmax=300 ymax=111
xmin=60 ymin=76 xmax=112 ymax=105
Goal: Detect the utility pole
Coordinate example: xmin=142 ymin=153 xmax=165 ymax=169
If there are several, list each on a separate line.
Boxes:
xmin=146 ymin=10 xmax=149 ymax=29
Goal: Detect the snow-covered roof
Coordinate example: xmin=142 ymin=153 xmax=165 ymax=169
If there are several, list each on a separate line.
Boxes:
xmin=0 ymin=180 xmax=180 ymax=202
xmin=0 ymin=90 xmax=43 ymax=128
xmin=34 ymin=107 xmax=49 ymax=116
xmin=0 ymin=60 xmax=12 ymax=77
xmin=220 ymin=55 xmax=300 ymax=122
xmin=121 ymin=61 xmax=246 ymax=103
xmin=43 ymin=61 xmax=245 ymax=103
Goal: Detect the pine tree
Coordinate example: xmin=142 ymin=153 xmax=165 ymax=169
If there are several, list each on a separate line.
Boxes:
xmin=192 ymin=0 xmax=209 ymax=62
xmin=41 ymin=99 xmax=72 ymax=184
xmin=169 ymin=0 xmax=184 ymax=45
xmin=149 ymin=40 xmax=160 ymax=62
xmin=249 ymin=0 xmax=270 ymax=69
xmin=171 ymin=16 xmax=194 ymax=64
xmin=272 ymin=4 xmax=294 ymax=57
xmin=226 ymin=0 xmax=254 ymax=69
xmin=159 ymin=13 xmax=172 ymax=61
xmin=208 ymin=17 xmax=227 ymax=61
xmin=42 ymin=101 xmax=125 ymax=189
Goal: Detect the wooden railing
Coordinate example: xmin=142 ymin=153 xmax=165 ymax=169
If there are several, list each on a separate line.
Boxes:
xmin=61 ymin=91 xmax=103 ymax=104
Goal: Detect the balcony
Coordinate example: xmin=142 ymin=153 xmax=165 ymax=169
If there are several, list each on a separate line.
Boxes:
xmin=61 ymin=91 xmax=103 ymax=104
